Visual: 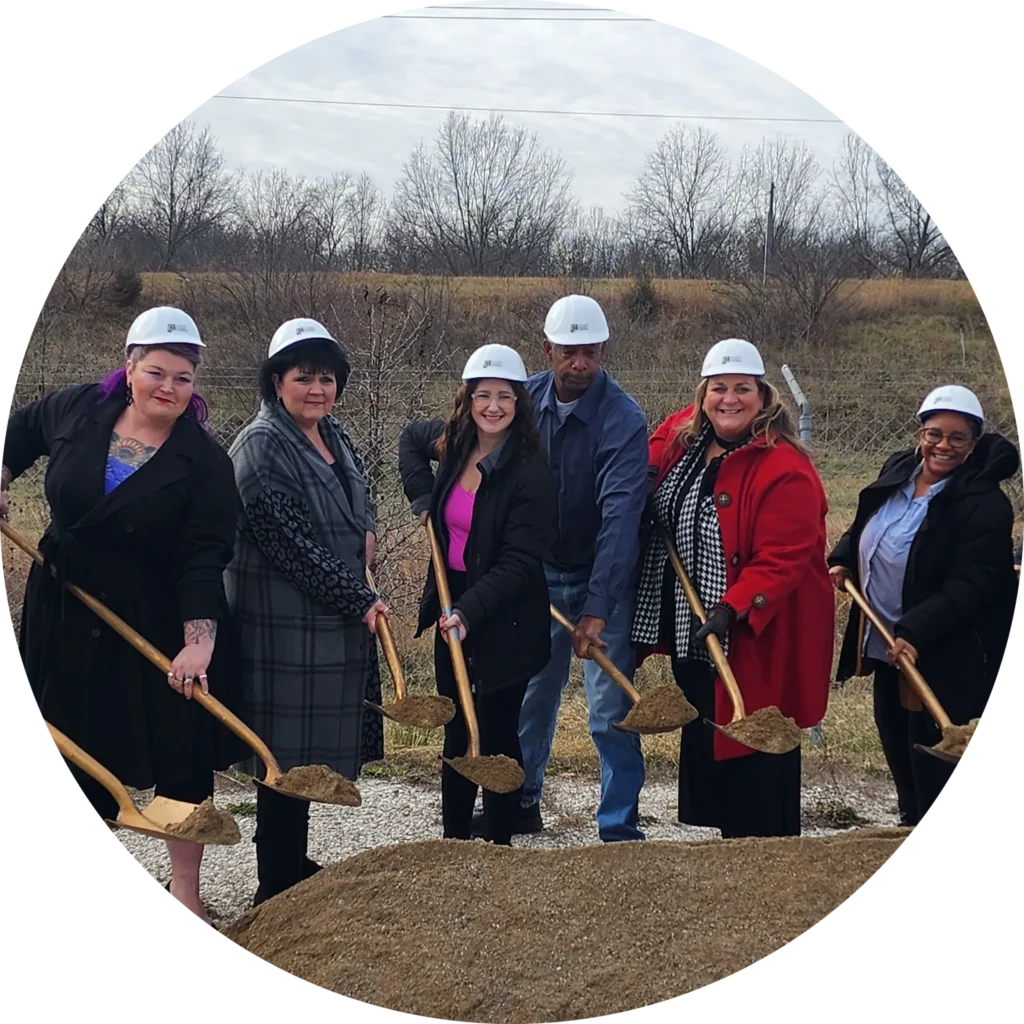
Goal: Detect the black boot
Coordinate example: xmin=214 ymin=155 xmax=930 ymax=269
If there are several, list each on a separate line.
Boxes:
xmin=471 ymin=801 xmax=544 ymax=838
xmin=253 ymin=785 xmax=312 ymax=906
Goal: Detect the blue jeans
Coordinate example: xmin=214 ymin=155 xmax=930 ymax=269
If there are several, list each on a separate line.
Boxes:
xmin=518 ymin=567 xmax=645 ymax=842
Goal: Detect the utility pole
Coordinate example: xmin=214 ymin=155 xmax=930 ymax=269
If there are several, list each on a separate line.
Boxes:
xmin=762 ymin=181 xmax=776 ymax=284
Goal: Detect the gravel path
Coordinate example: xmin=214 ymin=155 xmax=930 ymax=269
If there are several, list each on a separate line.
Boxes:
xmin=118 ymin=767 xmax=900 ymax=927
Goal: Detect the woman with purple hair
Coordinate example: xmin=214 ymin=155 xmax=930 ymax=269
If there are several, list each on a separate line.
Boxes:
xmin=1 ymin=306 xmax=246 ymax=923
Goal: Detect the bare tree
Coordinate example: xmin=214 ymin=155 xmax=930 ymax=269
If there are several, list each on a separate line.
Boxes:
xmin=345 ymin=172 xmax=388 ymax=271
xmin=550 ymin=206 xmax=624 ymax=279
xmin=627 ymin=125 xmax=746 ymax=278
xmin=237 ymin=168 xmax=313 ymax=276
xmin=392 ymin=111 xmax=574 ymax=275
xmin=874 ymin=156 xmax=952 ymax=277
xmin=745 ymin=136 xmax=822 ymax=255
xmin=128 ymin=121 xmax=233 ymax=270
xmin=304 ymin=172 xmax=353 ymax=270
xmin=831 ymin=132 xmax=882 ymax=274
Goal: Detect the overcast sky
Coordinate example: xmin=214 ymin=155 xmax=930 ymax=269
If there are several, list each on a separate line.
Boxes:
xmin=188 ymin=2 xmax=848 ymax=212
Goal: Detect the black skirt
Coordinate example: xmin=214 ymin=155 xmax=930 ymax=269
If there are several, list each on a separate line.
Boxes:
xmin=673 ymin=658 xmax=801 ymax=838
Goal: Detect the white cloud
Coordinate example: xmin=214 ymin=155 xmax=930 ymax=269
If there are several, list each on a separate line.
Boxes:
xmin=189 ymin=3 xmax=848 ymax=210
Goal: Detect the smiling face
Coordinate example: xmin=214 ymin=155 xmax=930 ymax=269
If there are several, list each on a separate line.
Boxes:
xmin=918 ymin=411 xmax=977 ymax=478
xmin=274 ymin=365 xmax=338 ymax=429
xmin=125 ymin=348 xmax=197 ymax=425
xmin=702 ymin=374 xmax=762 ymax=441
xmin=470 ymin=377 xmax=517 ymax=438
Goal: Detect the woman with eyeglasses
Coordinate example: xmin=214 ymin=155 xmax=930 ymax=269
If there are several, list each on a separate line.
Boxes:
xmin=399 ymin=344 xmax=556 ymax=846
xmin=828 ymin=386 xmax=1019 ymax=825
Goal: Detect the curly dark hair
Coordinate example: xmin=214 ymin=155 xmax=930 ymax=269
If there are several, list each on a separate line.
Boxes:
xmin=258 ymin=338 xmax=351 ymax=402
xmin=434 ymin=379 xmax=542 ymax=462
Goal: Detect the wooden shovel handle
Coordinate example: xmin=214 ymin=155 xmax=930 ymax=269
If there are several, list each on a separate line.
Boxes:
xmin=1 ymin=520 xmax=283 ymax=783
xmin=365 ymin=567 xmax=407 ymax=702
xmin=548 ymin=604 xmax=642 ymax=704
xmin=657 ymin=525 xmax=746 ymax=723
xmin=842 ymin=577 xmax=953 ymax=730
xmin=46 ymin=720 xmax=139 ymax=821
xmin=424 ymin=516 xmax=480 ymax=757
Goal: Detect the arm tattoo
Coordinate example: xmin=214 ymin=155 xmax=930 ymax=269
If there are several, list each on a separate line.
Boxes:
xmin=109 ymin=431 xmax=158 ymax=469
xmin=184 ymin=619 xmax=217 ymax=645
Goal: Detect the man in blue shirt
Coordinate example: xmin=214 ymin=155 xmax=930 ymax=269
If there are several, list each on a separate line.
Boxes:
xmin=488 ymin=294 xmax=649 ymax=842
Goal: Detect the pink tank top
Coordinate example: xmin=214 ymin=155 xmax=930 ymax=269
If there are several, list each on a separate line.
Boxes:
xmin=444 ymin=482 xmax=476 ymax=572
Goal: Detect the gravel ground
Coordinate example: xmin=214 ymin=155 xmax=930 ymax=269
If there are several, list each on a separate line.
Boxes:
xmin=118 ymin=765 xmax=900 ymax=927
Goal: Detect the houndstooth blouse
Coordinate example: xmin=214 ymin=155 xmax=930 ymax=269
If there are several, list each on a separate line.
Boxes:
xmin=632 ymin=423 xmax=734 ymax=663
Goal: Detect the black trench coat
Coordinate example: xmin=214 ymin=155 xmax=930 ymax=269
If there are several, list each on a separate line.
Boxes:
xmin=3 ymin=384 xmax=248 ymax=787
xmin=829 ymin=431 xmax=1020 ymax=723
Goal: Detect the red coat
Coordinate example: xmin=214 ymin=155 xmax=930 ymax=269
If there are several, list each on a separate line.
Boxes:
xmin=643 ymin=407 xmax=834 ymax=760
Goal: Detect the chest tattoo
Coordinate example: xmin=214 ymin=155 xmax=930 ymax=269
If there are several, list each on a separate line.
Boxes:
xmin=109 ymin=431 xmax=158 ymax=469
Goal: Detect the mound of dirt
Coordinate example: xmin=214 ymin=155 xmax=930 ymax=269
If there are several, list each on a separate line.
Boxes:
xmin=163 ymin=798 xmax=240 ymax=845
xmin=935 ymin=721 xmax=977 ymax=757
xmin=618 ymin=685 xmax=698 ymax=732
xmin=271 ymin=765 xmax=361 ymax=806
xmin=721 ymin=706 xmax=803 ymax=754
xmin=381 ymin=694 xmax=456 ymax=728
xmin=225 ymin=830 xmax=905 ymax=1022
xmin=444 ymin=754 xmax=525 ymax=793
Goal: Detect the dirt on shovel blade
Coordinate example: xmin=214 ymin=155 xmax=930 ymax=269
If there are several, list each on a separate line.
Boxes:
xmin=719 ymin=705 xmax=803 ymax=754
xmin=271 ymin=765 xmax=362 ymax=806
xmin=382 ymin=694 xmax=456 ymax=728
xmin=445 ymin=754 xmax=524 ymax=793
xmin=162 ymin=798 xmax=241 ymax=845
xmin=224 ymin=831 xmax=906 ymax=1023
xmin=618 ymin=684 xmax=698 ymax=732
xmin=935 ymin=720 xmax=977 ymax=757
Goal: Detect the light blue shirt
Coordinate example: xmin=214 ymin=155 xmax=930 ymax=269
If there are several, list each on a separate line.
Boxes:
xmin=858 ymin=465 xmax=949 ymax=662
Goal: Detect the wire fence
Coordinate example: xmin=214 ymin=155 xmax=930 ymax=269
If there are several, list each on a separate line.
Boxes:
xmin=4 ymin=366 xmax=1021 ymax=649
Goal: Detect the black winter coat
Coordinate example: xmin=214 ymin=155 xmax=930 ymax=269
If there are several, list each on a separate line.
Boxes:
xmin=829 ymin=432 xmax=1019 ymax=723
xmin=399 ymin=419 xmax=557 ymax=693
xmin=3 ymin=384 xmax=248 ymax=786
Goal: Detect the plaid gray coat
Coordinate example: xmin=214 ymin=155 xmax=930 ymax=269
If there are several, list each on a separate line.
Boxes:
xmin=224 ymin=400 xmax=384 ymax=779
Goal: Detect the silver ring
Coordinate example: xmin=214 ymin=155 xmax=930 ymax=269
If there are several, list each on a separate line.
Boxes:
xmin=185 ymin=674 xmax=195 ymax=682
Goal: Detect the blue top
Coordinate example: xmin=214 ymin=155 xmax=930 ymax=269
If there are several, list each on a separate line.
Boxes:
xmin=858 ymin=464 xmax=950 ymax=661
xmin=526 ymin=368 xmax=648 ymax=623
xmin=104 ymin=456 xmax=139 ymax=494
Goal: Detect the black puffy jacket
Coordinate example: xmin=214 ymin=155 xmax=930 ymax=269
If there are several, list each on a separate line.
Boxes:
xmin=829 ymin=431 xmax=1020 ymax=722
xmin=399 ymin=418 xmax=557 ymax=693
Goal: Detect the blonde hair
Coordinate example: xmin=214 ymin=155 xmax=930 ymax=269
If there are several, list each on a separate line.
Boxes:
xmin=677 ymin=377 xmax=809 ymax=454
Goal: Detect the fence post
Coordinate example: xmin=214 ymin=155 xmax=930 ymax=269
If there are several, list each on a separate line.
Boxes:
xmin=780 ymin=364 xmax=823 ymax=749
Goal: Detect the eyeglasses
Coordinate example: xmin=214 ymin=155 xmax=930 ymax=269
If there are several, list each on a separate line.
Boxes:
xmin=472 ymin=391 xmax=517 ymax=408
xmin=919 ymin=427 xmax=973 ymax=450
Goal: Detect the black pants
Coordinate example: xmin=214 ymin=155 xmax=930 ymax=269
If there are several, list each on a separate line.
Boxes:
xmin=253 ymin=783 xmax=313 ymax=902
xmin=873 ymin=662 xmax=956 ymax=826
xmin=434 ymin=613 xmax=528 ymax=846
xmin=67 ymin=759 xmax=213 ymax=825
xmin=673 ymin=658 xmax=801 ymax=838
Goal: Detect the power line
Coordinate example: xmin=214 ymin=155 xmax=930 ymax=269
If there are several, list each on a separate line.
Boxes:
xmin=383 ymin=14 xmax=653 ymax=19
xmin=212 ymin=93 xmax=841 ymax=124
xmin=425 ymin=5 xmax=618 ymax=9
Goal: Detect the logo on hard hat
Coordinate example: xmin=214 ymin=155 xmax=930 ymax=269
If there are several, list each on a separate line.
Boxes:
xmin=483 ymin=359 xmax=495 ymax=368
xmin=166 ymin=323 xmax=188 ymax=333
xmin=569 ymin=323 xmax=589 ymax=333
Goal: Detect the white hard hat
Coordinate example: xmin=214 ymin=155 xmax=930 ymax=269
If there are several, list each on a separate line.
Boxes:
xmin=543 ymin=294 xmax=609 ymax=346
xmin=462 ymin=344 xmax=528 ymax=383
xmin=269 ymin=318 xmax=338 ymax=358
xmin=125 ymin=306 xmax=205 ymax=350
xmin=701 ymin=338 xmax=765 ymax=378
xmin=917 ymin=385 xmax=984 ymax=427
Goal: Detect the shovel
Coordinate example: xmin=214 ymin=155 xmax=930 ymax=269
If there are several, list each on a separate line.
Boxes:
xmin=548 ymin=605 xmax=697 ymax=734
xmin=362 ymin=566 xmax=455 ymax=729
xmin=2 ymin=521 xmax=360 ymax=807
xmin=46 ymin=721 xmax=240 ymax=844
xmin=424 ymin=516 xmax=525 ymax=794
xmin=842 ymin=577 xmax=972 ymax=763
xmin=658 ymin=526 xmax=802 ymax=755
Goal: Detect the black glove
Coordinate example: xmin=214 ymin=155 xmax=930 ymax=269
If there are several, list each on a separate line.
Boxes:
xmin=694 ymin=603 xmax=736 ymax=645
